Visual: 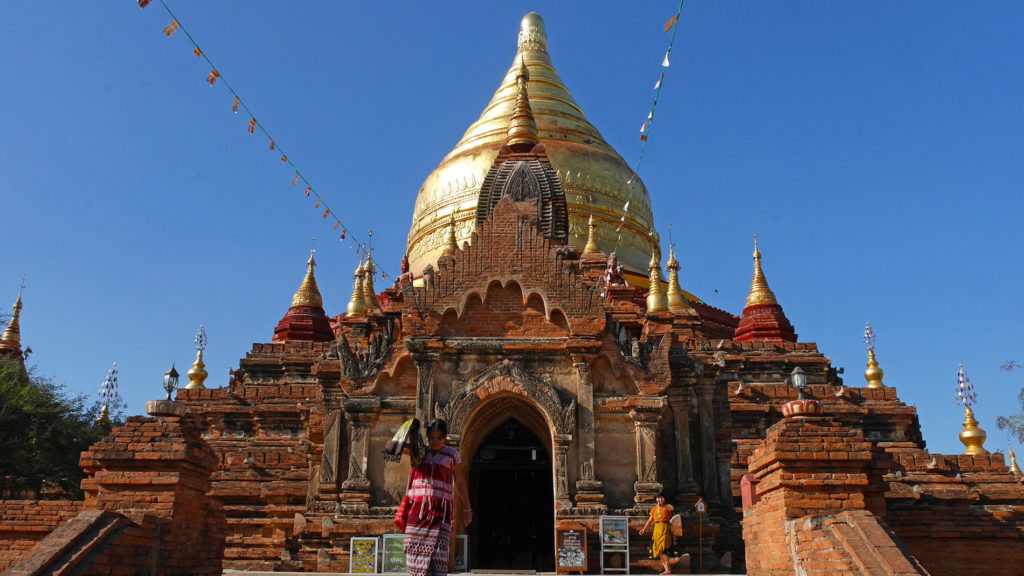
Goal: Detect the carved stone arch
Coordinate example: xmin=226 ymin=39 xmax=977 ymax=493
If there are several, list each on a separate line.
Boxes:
xmin=502 ymin=161 xmax=542 ymax=202
xmin=434 ymin=360 xmax=576 ymax=439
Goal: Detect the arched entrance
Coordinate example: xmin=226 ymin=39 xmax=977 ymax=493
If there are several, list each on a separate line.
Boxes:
xmin=469 ymin=417 xmax=554 ymax=571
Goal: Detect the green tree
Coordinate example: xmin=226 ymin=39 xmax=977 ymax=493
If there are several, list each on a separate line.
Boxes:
xmin=997 ymin=361 xmax=1024 ymax=444
xmin=0 ymin=359 xmax=123 ymax=499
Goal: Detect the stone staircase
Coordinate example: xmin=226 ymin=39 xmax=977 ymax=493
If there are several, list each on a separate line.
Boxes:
xmin=4 ymin=509 xmax=127 ymax=576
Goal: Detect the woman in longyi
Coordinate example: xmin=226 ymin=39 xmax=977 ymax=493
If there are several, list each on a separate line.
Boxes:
xmin=639 ymin=492 xmax=679 ymax=575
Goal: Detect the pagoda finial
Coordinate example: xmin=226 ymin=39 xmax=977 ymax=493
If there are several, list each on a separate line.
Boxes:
xmin=646 ymin=233 xmax=668 ymax=312
xmin=1010 ymin=448 xmax=1023 ymax=479
xmin=0 ymin=278 xmax=25 ymax=356
xmin=362 ymin=244 xmax=380 ymax=310
xmin=746 ymin=234 xmax=778 ymax=307
xmin=441 ymin=213 xmax=459 ymax=257
xmin=956 ymin=363 xmax=988 ymax=455
xmin=583 ymin=213 xmax=601 ymax=254
xmin=346 ymin=256 xmax=368 ymax=318
xmin=186 ymin=325 xmax=208 ymax=390
xmin=665 ymin=228 xmax=689 ymax=310
xmin=518 ymin=12 xmax=548 ymax=53
xmin=97 ymin=362 xmax=118 ymax=425
xmin=292 ymin=239 xmax=324 ymax=309
xmin=863 ymin=322 xmax=885 ymax=388
xmin=507 ymin=54 xmax=540 ymax=150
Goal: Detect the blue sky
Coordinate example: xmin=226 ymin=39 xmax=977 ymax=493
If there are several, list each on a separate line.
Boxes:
xmin=1 ymin=2 xmax=1022 ymax=457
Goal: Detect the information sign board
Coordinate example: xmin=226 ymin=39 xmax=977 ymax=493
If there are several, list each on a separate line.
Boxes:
xmin=556 ymin=522 xmax=587 ymax=574
xmin=382 ymin=534 xmax=406 ymax=574
xmin=350 ymin=537 xmax=379 ymax=573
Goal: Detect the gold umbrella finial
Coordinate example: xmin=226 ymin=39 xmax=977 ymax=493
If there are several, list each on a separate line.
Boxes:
xmin=97 ymin=362 xmax=118 ymax=424
xmin=1010 ymin=448 xmax=1022 ymax=478
xmin=186 ymin=325 xmax=209 ymax=390
xmin=346 ymin=255 xmax=368 ymax=318
xmin=646 ymin=234 xmax=668 ymax=312
xmin=507 ymin=54 xmax=540 ymax=149
xmin=0 ymin=278 xmax=25 ymax=354
xmin=746 ymin=234 xmax=778 ymax=307
xmin=363 ymin=248 xmax=380 ymax=311
xmin=665 ymin=227 xmax=689 ymax=310
xmin=863 ymin=322 xmax=885 ymax=388
xmin=441 ymin=213 xmax=460 ymax=257
xmin=518 ymin=12 xmax=547 ymax=53
xmin=583 ymin=213 xmax=601 ymax=254
xmin=956 ymin=363 xmax=988 ymax=455
xmin=291 ymin=242 xmax=324 ymax=309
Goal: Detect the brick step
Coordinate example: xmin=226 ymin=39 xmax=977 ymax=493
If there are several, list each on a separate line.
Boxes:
xmin=831 ymin=523 xmax=884 ymax=575
xmin=5 ymin=510 xmax=126 ymax=576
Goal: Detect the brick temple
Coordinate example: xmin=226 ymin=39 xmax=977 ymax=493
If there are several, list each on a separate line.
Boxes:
xmin=2 ymin=12 xmax=1023 ymax=576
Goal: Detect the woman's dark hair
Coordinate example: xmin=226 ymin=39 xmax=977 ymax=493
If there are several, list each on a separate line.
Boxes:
xmin=655 ymin=490 xmax=666 ymax=499
xmin=426 ymin=418 xmax=448 ymax=437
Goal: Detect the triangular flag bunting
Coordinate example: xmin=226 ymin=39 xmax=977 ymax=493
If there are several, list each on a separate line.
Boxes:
xmin=662 ymin=52 xmax=670 ymax=68
xmin=640 ymin=134 xmax=648 ymax=142
xmin=206 ymin=70 xmax=219 ymax=86
xmin=292 ymin=173 xmax=299 ymax=186
xmin=340 ymin=229 xmax=346 ymax=240
xmin=664 ymin=13 xmax=680 ymax=33
xmin=305 ymin=186 xmax=311 ymax=197
xmin=163 ymin=20 xmax=179 ymax=38
xmin=269 ymin=138 xmax=276 ymax=150
xmin=623 ymin=201 xmax=630 ymax=212
xmin=654 ymin=76 xmax=662 ymax=90
xmin=314 ymin=199 xmax=321 ymax=209
xmin=193 ymin=47 xmax=202 ymax=58
xmin=232 ymin=97 xmax=240 ymax=113
xmin=322 ymin=209 xmax=330 ymax=219
xmin=138 ymin=0 xmax=152 ymax=9
xmin=281 ymin=155 xmax=287 ymax=163
xmin=333 ymin=222 xmax=340 ymax=231
xmin=248 ymin=118 xmax=256 ymax=134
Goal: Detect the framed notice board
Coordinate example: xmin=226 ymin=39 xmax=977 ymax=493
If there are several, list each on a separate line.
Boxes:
xmin=350 ymin=537 xmax=379 ymax=573
xmin=453 ymin=534 xmax=467 ymax=572
xmin=599 ymin=515 xmax=629 ymax=574
xmin=555 ymin=521 xmax=587 ymax=574
xmin=382 ymin=534 xmax=406 ymax=573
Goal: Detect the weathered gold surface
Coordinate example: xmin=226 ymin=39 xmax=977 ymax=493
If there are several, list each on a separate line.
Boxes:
xmin=408 ymin=12 xmax=658 ymax=276
xmin=291 ymin=249 xmax=324 ymax=309
xmin=863 ymin=349 xmax=885 ymax=388
xmin=583 ymin=214 xmax=601 ymax=254
xmin=745 ymin=238 xmax=778 ymax=307
xmin=441 ymin=213 xmax=459 ymax=257
xmin=959 ymin=406 xmax=989 ymax=455
xmin=346 ymin=262 xmax=367 ymax=318
xmin=665 ymin=245 xmax=690 ymax=310
xmin=362 ymin=254 xmax=380 ymax=310
xmin=186 ymin=348 xmax=208 ymax=390
xmin=0 ymin=291 xmax=22 ymax=352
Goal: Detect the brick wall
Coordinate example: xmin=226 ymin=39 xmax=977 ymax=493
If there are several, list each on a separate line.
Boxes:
xmin=0 ymin=499 xmax=84 ymax=570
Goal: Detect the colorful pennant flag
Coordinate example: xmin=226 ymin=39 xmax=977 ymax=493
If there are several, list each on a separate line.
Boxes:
xmin=305 ymin=186 xmax=311 ymax=197
xmin=292 ymin=173 xmax=299 ymax=186
xmin=269 ymin=138 xmax=276 ymax=150
xmin=138 ymin=0 xmax=152 ymax=8
xmin=322 ymin=209 xmax=330 ymax=219
xmin=664 ymin=13 xmax=680 ymax=33
xmin=340 ymin=229 xmax=346 ymax=240
xmin=232 ymin=97 xmax=239 ymax=114
xmin=206 ymin=70 xmax=219 ymax=86
xmin=333 ymin=222 xmax=340 ymax=231
xmin=654 ymin=76 xmax=662 ymax=90
xmin=662 ymin=52 xmax=670 ymax=68
xmin=193 ymin=47 xmax=202 ymax=58
xmin=248 ymin=118 xmax=256 ymax=134
xmin=314 ymin=198 xmax=321 ymax=209
xmin=281 ymin=155 xmax=287 ymax=163
xmin=163 ymin=20 xmax=179 ymax=38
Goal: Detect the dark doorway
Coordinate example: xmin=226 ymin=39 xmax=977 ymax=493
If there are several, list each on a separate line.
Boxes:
xmin=469 ymin=418 xmax=554 ymax=571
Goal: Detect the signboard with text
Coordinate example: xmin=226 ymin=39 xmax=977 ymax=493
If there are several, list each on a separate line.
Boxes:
xmin=382 ymin=534 xmax=406 ymax=574
xmin=556 ymin=522 xmax=588 ymax=574
xmin=350 ymin=537 xmax=379 ymax=574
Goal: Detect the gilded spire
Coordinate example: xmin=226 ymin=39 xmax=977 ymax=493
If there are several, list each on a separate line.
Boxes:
xmin=1010 ymin=448 xmax=1023 ymax=479
xmin=186 ymin=325 xmax=208 ymax=390
xmin=863 ymin=323 xmax=885 ymax=388
xmin=507 ymin=55 xmax=539 ymax=149
xmin=665 ymin=243 xmax=690 ymax=310
xmin=646 ymin=239 xmax=668 ymax=312
xmin=441 ymin=213 xmax=459 ymax=257
xmin=362 ymin=252 xmax=380 ymax=310
xmin=0 ymin=284 xmax=24 ymax=354
xmin=583 ymin=213 xmax=601 ymax=254
xmin=346 ymin=258 xmax=368 ymax=318
xmin=292 ymin=247 xmax=324 ymax=308
xmin=956 ymin=364 xmax=988 ymax=455
xmin=746 ymin=235 xmax=778 ymax=307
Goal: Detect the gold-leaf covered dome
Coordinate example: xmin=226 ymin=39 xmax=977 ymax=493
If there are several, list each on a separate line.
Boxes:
xmin=407 ymin=12 xmax=658 ymax=277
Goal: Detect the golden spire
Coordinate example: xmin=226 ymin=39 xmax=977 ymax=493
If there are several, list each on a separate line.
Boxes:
xmin=583 ymin=213 xmax=601 ymax=254
xmin=506 ymin=55 xmax=539 ymax=149
xmin=186 ymin=325 xmax=208 ymax=390
xmin=0 ymin=284 xmax=24 ymax=354
xmin=441 ymin=213 xmax=459 ymax=257
xmin=292 ymin=247 xmax=324 ymax=308
xmin=1010 ymin=448 xmax=1023 ymax=478
xmin=362 ymin=252 xmax=380 ymax=310
xmin=646 ymin=239 xmax=668 ymax=312
xmin=745 ymin=235 xmax=778 ymax=307
xmin=956 ymin=363 xmax=988 ymax=455
xmin=346 ymin=258 xmax=368 ymax=318
xmin=665 ymin=243 xmax=690 ymax=310
xmin=863 ymin=323 xmax=885 ymax=388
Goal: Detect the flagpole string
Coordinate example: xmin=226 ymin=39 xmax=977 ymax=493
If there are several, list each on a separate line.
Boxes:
xmin=151 ymin=0 xmax=382 ymax=276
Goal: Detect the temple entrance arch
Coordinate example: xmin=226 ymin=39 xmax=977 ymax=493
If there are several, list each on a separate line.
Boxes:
xmin=462 ymin=396 xmax=554 ymax=571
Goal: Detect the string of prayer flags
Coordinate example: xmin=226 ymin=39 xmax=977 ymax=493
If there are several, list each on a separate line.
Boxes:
xmin=163 ymin=20 xmax=179 ymax=38
xmin=662 ymin=52 xmax=670 ymax=68
xmin=140 ymin=0 xmax=385 ymax=277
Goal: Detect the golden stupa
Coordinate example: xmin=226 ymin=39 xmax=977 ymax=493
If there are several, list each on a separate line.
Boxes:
xmin=407 ymin=12 xmax=658 ymax=277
